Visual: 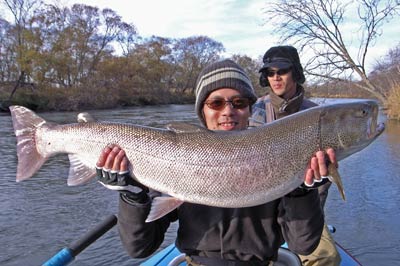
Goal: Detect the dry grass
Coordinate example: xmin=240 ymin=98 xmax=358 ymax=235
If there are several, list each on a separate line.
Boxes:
xmin=385 ymin=83 xmax=400 ymax=120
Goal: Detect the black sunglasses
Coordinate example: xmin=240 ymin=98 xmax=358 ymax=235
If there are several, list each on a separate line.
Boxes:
xmin=204 ymin=97 xmax=250 ymax=111
xmin=266 ymin=68 xmax=291 ymax=77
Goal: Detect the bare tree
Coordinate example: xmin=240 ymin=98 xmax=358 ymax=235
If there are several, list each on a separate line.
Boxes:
xmin=172 ymin=36 xmax=224 ymax=93
xmin=371 ymin=43 xmax=400 ymax=91
xmin=2 ymin=0 xmax=43 ymax=100
xmin=231 ymin=54 xmax=267 ymax=97
xmin=263 ymin=0 xmax=400 ymax=103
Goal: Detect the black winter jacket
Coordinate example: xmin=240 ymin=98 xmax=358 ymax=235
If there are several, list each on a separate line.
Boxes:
xmin=118 ymin=187 xmax=323 ymax=262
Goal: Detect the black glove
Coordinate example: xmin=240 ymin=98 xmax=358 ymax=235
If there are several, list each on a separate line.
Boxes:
xmin=301 ymin=176 xmax=331 ymax=189
xmin=96 ymin=167 xmax=149 ymax=203
xmin=287 ymin=177 xmax=331 ymax=197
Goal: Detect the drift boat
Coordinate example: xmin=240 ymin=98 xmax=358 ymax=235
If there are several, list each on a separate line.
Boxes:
xmin=42 ymin=216 xmax=362 ymax=266
xmin=141 ymin=227 xmax=362 ymax=266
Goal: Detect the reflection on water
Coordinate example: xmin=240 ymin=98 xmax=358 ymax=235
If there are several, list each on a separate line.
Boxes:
xmin=0 ymin=100 xmax=399 ymax=266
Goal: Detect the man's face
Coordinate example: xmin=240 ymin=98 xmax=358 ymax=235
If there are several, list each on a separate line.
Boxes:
xmin=266 ymin=67 xmax=297 ymax=99
xmin=202 ymin=88 xmax=251 ymax=131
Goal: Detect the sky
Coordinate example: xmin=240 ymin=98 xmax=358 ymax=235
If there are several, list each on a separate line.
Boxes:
xmin=5 ymin=0 xmax=400 ymax=72
xmin=61 ymin=0 xmax=271 ymax=59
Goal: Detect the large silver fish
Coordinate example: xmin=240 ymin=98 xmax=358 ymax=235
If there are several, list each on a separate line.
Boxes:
xmin=9 ymin=101 xmax=384 ymax=221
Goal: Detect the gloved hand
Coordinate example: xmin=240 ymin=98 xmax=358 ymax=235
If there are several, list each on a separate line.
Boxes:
xmin=303 ymin=148 xmax=337 ymax=188
xmin=96 ymin=145 xmax=149 ymax=204
xmin=96 ymin=167 xmax=149 ymax=202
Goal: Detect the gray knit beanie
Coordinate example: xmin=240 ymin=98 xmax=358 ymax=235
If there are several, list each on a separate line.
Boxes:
xmin=195 ymin=59 xmax=257 ymax=126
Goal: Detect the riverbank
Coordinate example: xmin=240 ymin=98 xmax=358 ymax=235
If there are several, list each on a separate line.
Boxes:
xmin=2 ymin=82 xmax=399 ymax=120
xmin=0 ymin=87 xmax=195 ymax=112
xmin=0 ymin=88 xmax=377 ymax=113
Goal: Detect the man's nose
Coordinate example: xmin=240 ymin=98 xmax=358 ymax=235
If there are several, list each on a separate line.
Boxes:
xmin=221 ymin=102 xmax=235 ymax=113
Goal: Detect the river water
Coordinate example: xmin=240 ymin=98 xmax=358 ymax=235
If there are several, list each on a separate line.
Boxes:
xmin=0 ymin=99 xmax=399 ymax=266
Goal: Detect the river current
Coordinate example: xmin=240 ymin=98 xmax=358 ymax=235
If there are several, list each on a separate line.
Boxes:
xmin=0 ymin=99 xmax=399 ymax=266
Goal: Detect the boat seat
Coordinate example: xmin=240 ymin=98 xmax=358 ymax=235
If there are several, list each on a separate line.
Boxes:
xmin=167 ymin=248 xmax=301 ymax=266
xmin=275 ymin=247 xmax=302 ymax=266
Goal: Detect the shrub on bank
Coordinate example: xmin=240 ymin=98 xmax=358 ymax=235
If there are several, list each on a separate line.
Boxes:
xmin=386 ymin=83 xmax=400 ymax=120
xmin=1 ymin=84 xmax=195 ymax=112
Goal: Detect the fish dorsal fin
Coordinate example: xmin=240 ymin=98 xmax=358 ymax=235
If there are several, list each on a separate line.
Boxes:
xmin=145 ymin=196 xmax=184 ymax=223
xmin=77 ymin=112 xmax=97 ymax=123
xmin=67 ymin=154 xmax=96 ymax=186
xmin=165 ymin=122 xmax=207 ymax=133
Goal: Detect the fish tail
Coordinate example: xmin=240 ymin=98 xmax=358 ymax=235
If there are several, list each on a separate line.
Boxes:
xmin=9 ymin=105 xmax=48 ymax=182
xmin=327 ymin=163 xmax=346 ymax=201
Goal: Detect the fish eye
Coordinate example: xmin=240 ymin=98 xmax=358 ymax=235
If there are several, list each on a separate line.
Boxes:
xmin=355 ymin=108 xmax=369 ymax=117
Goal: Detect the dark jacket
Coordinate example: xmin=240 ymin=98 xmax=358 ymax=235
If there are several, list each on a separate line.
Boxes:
xmin=249 ymin=85 xmax=317 ymax=126
xmin=118 ymin=188 xmax=323 ymax=262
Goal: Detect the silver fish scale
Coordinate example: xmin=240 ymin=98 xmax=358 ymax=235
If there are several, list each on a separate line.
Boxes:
xmin=32 ymin=101 xmax=381 ymax=208
xmin=155 ymin=117 xmax=320 ymax=206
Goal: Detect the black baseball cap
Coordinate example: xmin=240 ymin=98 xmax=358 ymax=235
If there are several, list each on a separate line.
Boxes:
xmin=259 ymin=46 xmax=305 ymax=85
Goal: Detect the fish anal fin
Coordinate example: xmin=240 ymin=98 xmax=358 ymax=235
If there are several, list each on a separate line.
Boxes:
xmin=145 ymin=196 xmax=184 ymax=223
xmin=327 ymin=163 xmax=346 ymax=201
xmin=67 ymin=154 xmax=96 ymax=186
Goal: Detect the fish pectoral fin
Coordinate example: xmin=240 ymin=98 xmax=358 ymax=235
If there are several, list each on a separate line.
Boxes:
xmin=165 ymin=122 xmax=208 ymax=133
xmin=327 ymin=163 xmax=346 ymax=201
xmin=77 ymin=112 xmax=97 ymax=122
xmin=145 ymin=196 xmax=184 ymax=223
xmin=67 ymin=154 xmax=96 ymax=186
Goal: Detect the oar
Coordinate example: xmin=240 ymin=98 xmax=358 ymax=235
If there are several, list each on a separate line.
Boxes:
xmin=42 ymin=214 xmax=118 ymax=266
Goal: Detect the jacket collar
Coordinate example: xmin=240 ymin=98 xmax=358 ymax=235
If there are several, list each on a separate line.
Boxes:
xmin=269 ymin=85 xmax=305 ymax=118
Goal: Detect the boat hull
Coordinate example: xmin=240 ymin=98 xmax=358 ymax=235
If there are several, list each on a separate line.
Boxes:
xmin=140 ymin=242 xmax=362 ymax=266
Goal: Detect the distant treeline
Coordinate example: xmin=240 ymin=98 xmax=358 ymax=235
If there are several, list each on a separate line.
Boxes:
xmin=0 ymin=2 xmax=399 ymax=113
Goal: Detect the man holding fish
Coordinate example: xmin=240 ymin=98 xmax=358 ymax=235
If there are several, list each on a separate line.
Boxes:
xmin=96 ymin=59 xmax=332 ymax=265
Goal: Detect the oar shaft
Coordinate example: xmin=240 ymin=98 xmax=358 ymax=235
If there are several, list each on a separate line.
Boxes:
xmin=70 ymin=214 xmax=117 ymax=256
xmin=42 ymin=248 xmax=74 ymax=266
xmin=42 ymin=215 xmax=118 ymax=266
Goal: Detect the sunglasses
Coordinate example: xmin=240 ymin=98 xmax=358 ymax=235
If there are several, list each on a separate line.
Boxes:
xmin=266 ymin=68 xmax=291 ymax=77
xmin=204 ymin=97 xmax=251 ymax=111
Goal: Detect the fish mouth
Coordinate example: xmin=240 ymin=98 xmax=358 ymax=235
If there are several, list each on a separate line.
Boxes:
xmin=367 ymin=102 xmax=385 ymax=140
xmin=368 ymin=120 xmax=385 ymax=140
